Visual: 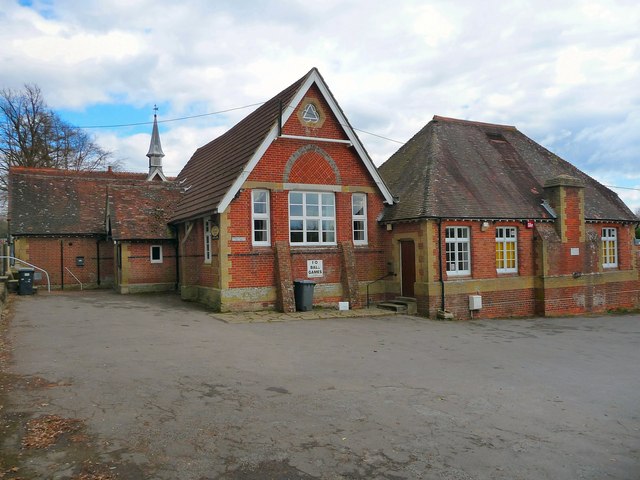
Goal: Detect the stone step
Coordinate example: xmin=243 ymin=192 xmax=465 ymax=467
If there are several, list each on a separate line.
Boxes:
xmin=395 ymin=296 xmax=417 ymax=303
xmin=377 ymin=302 xmax=408 ymax=313
xmin=393 ymin=297 xmax=417 ymax=315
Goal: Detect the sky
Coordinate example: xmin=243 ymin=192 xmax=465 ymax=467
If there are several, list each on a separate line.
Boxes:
xmin=1 ymin=0 xmax=639 ymax=212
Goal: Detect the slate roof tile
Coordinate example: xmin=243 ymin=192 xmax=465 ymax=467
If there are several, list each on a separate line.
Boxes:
xmin=107 ymin=183 xmax=181 ymax=240
xmin=379 ymin=116 xmax=636 ymax=223
xmin=171 ymin=70 xmax=310 ymax=222
xmin=9 ymin=167 xmax=180 ymax=239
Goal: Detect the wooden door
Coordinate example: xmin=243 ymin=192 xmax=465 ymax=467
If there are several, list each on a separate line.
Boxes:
xmin=400 ymin=240 xmax=416 ymax=298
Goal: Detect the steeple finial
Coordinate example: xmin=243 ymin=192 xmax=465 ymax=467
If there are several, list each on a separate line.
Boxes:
xmin=146 ymin=105 xmax=167 ymax=182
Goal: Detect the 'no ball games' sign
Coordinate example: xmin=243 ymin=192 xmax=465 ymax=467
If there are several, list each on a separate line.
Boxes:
xmin=307 ymin=260 xmax=323 ymax=278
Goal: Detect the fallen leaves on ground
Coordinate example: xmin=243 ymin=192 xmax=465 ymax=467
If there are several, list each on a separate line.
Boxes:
xmin=71 ymin=461 xmax=117 ymax=480
xmin=22 ymin=414 xmax=83 ymax=449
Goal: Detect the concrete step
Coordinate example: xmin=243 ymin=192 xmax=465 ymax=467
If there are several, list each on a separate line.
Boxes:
xmin=390 ymin=297 xmax=418 ymax=315
xmin=377 ymin=302 xmax=408 ymax=313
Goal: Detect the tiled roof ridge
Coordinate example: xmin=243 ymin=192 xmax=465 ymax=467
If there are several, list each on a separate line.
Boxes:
xmin=433 ymin=115 xmax=517 ymax=131
xmin=190 ymin=69 xmax=316 ymax=158
xmin=171 ymin=68 xmax=314 ymax=222
xmin=9 ymin=166 xmax=149 ymax=180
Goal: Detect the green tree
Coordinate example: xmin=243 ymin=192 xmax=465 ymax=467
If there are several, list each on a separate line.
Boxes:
xmin=0 ymin=84 xmax=114 ymax=202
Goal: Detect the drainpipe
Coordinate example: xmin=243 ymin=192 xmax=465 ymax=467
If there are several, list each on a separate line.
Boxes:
xmin=437 ymin=218 xmax=445 ymax=311
xmin=172 ymin=225 xmax=180 ymax=291
xmin=60 ymin=239 xmax=64 ymax=290
xmin=96 ymin=240 xmax=101 ymax=286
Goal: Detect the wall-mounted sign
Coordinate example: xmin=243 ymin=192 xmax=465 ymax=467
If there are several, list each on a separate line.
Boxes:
xmin=526 ymin=220 xmax=534 ymax=229
xmin=307 ymin=259 xmax=323 ymax=278
xmin=211 ymin=225 xmax=220 ymax=239
xmin=231 ymin=236 xmax=246 ymax=242
xmin=570 ymin=247 xmax=580 ymax=256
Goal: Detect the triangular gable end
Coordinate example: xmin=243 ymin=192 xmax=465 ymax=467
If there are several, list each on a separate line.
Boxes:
xmin=217 ymin=69 xmax=394 ymax=213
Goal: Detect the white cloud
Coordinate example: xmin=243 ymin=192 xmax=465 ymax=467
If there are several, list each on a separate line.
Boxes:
xmin=1 ymin=0 xmax=639 ymax=210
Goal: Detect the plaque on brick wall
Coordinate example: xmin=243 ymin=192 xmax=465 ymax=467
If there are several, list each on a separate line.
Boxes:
xmin=307 ymin=259 xmax=323 ymax=278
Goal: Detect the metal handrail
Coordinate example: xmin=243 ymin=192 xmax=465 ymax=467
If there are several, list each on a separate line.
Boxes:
xmin=65 ymin=267 xmax=83 ymax=290
xmin=0 ymin=256 xmax=51 ymax=292
xmin=366 ymin=272 xmax=396 ymax=308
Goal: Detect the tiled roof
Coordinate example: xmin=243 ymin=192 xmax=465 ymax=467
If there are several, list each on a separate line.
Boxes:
xmin=379 ymin=116 xmax=637 ymax=222
xmin=9 ymin=167 xmax=180 ymax=238
xmin=107 ymin=183 xmax=181 ymax=240
xmin=171 ymin=70 xmax=310 ymax=222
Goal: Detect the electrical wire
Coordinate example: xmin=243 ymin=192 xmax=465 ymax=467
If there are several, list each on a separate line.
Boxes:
xmin=78 ymin=102 xmax=266 ymax=128
xmin=76 ymin=101 xmax=407 ymax=144
xmin=75 ymin=102 xmax=640 ymax=193
xmin=605 ymin=185 xmax=640 ymax=191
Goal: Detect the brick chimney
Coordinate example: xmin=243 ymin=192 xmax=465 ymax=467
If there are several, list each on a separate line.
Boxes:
xmin=543 ymin=174 xmax=585 ymax=274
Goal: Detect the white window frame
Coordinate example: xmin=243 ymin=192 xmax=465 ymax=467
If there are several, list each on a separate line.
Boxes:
xmin=601 ymin=227 xmax=618 ymax=268
xmin=289 ymin=191 xmax=336 ymax=245
xmin=495 ymin=226 xmax=518 ymax=273
xmin=252 ymin=189 xmax=271 ymax=246
xmin=352 ymin=193 xmax=368 ymax=245
xmin=445 ymin=226 xmax=470 ymax=276
xmin=203 ymin=217 xmax=212 ymax=264
xmin=150 ymin=245 xmax=163 ymax=264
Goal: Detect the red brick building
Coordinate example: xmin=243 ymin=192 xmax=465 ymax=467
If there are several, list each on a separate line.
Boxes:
xmin=8 ymin=114 xmax=180 ymax=293
xmin=7 ymin=71 xmax=639 ymax=318
xmin=170 ymin=68 xmax=394 ymax=311
xmin=378 ymin=116 xmax=639 ymax=319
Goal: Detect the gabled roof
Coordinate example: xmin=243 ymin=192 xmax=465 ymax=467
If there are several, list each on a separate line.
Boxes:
xmin=106 ymin=183 xmax=181 ymax=240
xmin=8 ymin=167 xmax=179 ymax=238
xmin=379 ymin=116 xmax=637 ymax=223
xmin=171 ymin=67 xmax=393 ymax=222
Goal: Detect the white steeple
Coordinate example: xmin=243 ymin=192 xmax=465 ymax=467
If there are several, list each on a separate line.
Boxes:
xmin=146 ymin=105 xmax=167 ymax=181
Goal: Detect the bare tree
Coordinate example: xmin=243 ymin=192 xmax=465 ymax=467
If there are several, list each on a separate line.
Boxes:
xmin=0 ymin=84 xmax=114 ymax=195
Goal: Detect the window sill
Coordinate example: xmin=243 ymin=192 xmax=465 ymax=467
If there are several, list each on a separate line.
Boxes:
xmin=445 ymin=274 xmax=471 ymax=281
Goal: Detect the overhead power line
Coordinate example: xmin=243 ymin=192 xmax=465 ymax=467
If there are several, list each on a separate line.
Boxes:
xmin=76 ymin=101 xmax=407 ymax=145
xmin=604 ymin=184 xmax=640 ymax=192
xmin=78 ymin=102 xmax=266 ymax=129
xmin=74 ymin=104 xmax=640 ymax=192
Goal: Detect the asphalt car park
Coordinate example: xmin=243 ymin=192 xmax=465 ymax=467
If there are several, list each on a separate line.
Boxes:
xmin=1 ymin=291 xmax=639 ymax=479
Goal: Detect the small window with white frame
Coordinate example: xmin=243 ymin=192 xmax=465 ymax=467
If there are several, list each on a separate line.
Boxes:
xmin=289 ymin=191 xmax=336 ymax=245
xmin=252 ymin=189 xmax=270 ymax=246
xmin=203 ymin=217 xmax=212 ymax=264
xmin=352 ymin=193 xmax=367 ymax=245
xmin=495 ymin=226 xmax=518 ymax=273
xmin=445 ymin=226 xmax=470 ymax=276
xmin=601 ymin=227 xmax=618 ymax=268
xmin=150 ymin=245 xmax=163 ymax=264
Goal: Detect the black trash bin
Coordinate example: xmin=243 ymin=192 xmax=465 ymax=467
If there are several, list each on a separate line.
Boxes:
xmin=294 ymin=280 xmax=315 ymax=311
xmin=18 ymin=268 xmax=35 ymax=295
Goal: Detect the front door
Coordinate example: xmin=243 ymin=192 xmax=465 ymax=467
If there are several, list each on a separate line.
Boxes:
xmin=400 ymin=240 xmax=416 ymax=297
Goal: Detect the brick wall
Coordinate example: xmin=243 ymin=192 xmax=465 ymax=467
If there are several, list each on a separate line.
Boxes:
xmin=212 ymin=85 xmax=389 ymax=311
xmin=178 ymin=219 xmax=220 ymax=289
xmin=122 ymin=241 xmax=177 ymax=286
xmin=14 ymin=236 xmax=114 ymax=289
xmin=383 ymin=216 xmax=635 ymax=320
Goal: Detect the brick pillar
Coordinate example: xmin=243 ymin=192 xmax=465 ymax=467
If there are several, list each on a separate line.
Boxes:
xmin=340 ymin=241 xmax=361 ymax=308
xmin=539 ymin=174 xmax=588 ymax=315
xmin=543 ymin=174 xmax=586 ymax=276
xmin=274 ymin=241 xmax=295 ymax=313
